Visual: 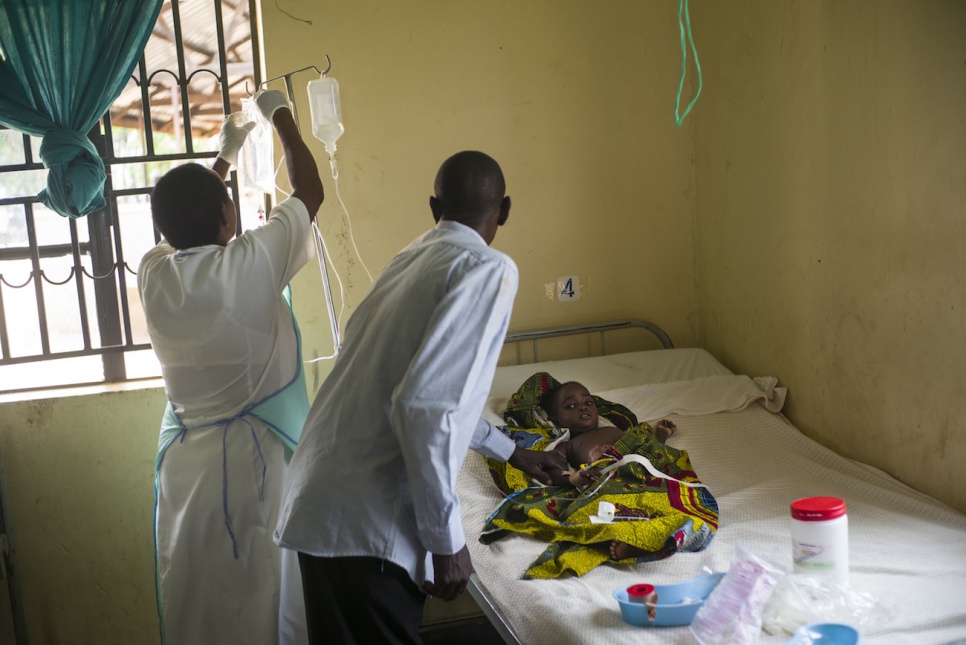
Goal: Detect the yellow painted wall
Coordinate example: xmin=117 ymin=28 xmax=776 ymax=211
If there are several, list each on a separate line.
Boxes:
xmin=692 ymin=1 xmax=966 ymax=512
xmin=0 ymin=2 xmax=696 ymax=642
xmin=0 ymin=386 xmax=165 ymax=644
xmin=266 ymin=0 xmax=700 ymax=395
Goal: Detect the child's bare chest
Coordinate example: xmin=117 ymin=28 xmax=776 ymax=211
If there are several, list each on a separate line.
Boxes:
xmin=567 ymin=426 xmax=625 ymax=466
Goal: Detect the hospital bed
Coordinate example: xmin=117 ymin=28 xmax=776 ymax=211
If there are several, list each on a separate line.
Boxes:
xmin=458 ymin=320 xmax=966 ymax=644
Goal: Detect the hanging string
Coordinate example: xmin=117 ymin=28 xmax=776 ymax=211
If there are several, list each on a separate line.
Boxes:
xmin=275 ymin=0 xmax=312 ymax=26
xmin=674 ymin=0 xmax=702 ymax=126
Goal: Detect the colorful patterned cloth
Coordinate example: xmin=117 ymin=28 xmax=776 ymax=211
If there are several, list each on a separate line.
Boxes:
xmin=485 ymin=372 xmax=639 ymax=494
xmin=479 ymin=373 xmax=718 ymax=579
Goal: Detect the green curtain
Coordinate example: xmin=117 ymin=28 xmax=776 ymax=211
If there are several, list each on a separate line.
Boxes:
xmin=0 ymin=0 xmax=163 ymax=218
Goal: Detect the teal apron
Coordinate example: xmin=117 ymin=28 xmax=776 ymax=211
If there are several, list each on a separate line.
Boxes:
xmin=152 ymin=286 xmax=309 ymax=643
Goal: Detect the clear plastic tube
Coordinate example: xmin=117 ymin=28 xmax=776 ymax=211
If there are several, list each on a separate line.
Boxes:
xmin=329 ymin=156 xmax=373 ymax=284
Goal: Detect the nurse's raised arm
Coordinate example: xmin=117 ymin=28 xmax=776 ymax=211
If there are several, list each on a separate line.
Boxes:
xmin=255 ymin=89 xmax=325 ymax=221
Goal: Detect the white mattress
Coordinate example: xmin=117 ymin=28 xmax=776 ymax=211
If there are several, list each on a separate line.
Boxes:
xmin=459 ymin=348 xmax=966 ymax=644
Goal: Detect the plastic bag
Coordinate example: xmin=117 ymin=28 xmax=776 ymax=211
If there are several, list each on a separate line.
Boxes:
xmin=690 ymin=542 xmax=786 ymax=644
xmin=237 ymin=97 xmax=275 ymax=194
xmin=761 ymin=574 xmax=889 ymax=636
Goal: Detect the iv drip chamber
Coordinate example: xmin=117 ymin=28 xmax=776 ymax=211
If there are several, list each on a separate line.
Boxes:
xmin=307 ymin=75 xmax=344 ymax=155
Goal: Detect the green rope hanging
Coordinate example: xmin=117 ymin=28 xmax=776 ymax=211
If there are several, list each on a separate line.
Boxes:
xmin=674 ymin=0 xmax=702 ymax=126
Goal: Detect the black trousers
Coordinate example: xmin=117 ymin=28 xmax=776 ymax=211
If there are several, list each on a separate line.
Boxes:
xmin=298 ymin=553 xmax=426 ymax=645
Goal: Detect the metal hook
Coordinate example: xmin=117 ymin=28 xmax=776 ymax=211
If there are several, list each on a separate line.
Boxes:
xmin=243 ymin=55 xmax=332 ymax=97
xmin=259 ymin=55 xmax=332 ymax=89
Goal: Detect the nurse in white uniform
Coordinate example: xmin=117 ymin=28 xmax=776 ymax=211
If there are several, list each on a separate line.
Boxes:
xmin=137 ymin=90 xmax=324 ymax=645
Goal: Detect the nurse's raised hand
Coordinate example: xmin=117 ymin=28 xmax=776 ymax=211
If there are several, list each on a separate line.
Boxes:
xmin=253 ymin=89 xmax=292 ymax=123
xmin=215 ymin=114 xmax=256 ymax=167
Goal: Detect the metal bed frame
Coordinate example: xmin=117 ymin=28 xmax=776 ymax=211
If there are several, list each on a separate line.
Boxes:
xmin=504 ymin=319 xmax=673 ymax=362
xmin=467 ymin=318 xmax=674 ymax=644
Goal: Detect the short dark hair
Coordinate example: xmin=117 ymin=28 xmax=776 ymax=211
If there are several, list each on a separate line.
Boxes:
xmin=150 ymin=163 xmax=229 ymax=250
xmin=433 ymin=151 xmax=505 ymax=223
xmin=541 ymin=381 xmax=582 ymax=417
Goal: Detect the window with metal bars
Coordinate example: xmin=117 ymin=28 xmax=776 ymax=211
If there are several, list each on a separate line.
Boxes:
xmin=0 ymin=0 xmax=266 ymax=395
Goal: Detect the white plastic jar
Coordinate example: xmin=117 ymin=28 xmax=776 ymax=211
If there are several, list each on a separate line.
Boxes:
xmin=790 ymin=496 xmax=849 ymax=584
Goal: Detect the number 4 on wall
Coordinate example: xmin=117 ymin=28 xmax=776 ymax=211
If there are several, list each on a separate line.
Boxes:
xmin=556 ymin=275 xmax=580 ymax=302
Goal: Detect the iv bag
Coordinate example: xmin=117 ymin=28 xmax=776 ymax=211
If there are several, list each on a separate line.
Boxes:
xmin=238 ymin=98 xmax=276 ymax=194
xmin=307 ymin=76 xmax=343 ymax=155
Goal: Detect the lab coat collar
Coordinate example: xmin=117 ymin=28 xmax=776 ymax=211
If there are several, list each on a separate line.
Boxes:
xmin=435 ymin=219 xmax=487 ymax=246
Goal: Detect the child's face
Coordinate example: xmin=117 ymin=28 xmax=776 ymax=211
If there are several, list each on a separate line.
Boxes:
xmin=550 ymin=383 xmax=599 ymax=432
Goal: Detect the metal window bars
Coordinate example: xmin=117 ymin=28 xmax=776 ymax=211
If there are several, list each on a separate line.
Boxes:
xmin=0 ymin=0 xmax=262 ymax=394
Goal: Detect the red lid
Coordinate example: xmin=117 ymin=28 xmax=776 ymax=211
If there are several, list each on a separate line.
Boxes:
xmin=627 ymin=584 xmax=656 ymax=598
xmin=790 ymin=496 xmax=847 ymax=521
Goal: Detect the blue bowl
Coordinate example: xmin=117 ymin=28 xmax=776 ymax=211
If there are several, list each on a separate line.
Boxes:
xmin=612 ymin=571 xmax=724 ymax=627
xmin=788 ymin=623 xmax=861 ymax=644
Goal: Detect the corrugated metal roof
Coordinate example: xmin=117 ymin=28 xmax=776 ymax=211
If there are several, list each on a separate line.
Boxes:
xmin=110 ymin=0 xmax=255 ymax=138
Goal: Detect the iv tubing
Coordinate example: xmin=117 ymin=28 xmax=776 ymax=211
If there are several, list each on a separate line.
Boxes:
xmin=311 ymin=220 xmax=343 ymax=358
xmin=330 ymin=157 xmax=373 ymax=283
xmin=306 ymin=227 xmax=347 ymax=362
xmin=674 ymin=0 xmax=702 ymax=126
xmin=271 ymin=157 xmax=343 ymax=359
xmin=255 ymin=60 xmax=343 ymax=361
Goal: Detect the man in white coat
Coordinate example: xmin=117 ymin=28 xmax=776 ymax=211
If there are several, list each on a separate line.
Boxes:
xmin=138 ymin=89 xmax=323 ymax=645
xmin=275 ymin=150 xmax=566 ymax=643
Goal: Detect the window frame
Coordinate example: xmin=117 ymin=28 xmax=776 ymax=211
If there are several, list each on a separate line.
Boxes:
xmin=0 ymin=0 xmax=264 ymax=395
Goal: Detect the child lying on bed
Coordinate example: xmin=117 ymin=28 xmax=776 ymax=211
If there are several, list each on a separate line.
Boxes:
xmin=480 ymin=372 xmax=718 ymax=579
xmin=541 ymin=380 xmax=676 ymax=489
xmin=540 ymin=381 xmax=685 ymax=560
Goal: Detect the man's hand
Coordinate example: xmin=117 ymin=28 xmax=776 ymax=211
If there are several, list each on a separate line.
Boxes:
xmin=422 ymin=545 xmax=473 ymax=602
xmin=215 ymin=114 xmax=256 ymax=167
xmin=507 ymin=446 xmax=567 ymax=485
xmin=253 ymin=89 xmax=292 ymax=123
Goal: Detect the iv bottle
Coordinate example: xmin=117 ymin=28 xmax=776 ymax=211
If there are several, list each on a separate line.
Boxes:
xmin=790 ymin=496 xmax=849 ymax=584
xmin=238 ymin=98 xmax=275 ymax=194
xmin=307 ymin=75 xmax=343 ymax=156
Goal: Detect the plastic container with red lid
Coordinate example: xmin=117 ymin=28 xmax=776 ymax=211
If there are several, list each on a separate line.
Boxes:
xmin=790 ymin=496 xmax=849 ymax=583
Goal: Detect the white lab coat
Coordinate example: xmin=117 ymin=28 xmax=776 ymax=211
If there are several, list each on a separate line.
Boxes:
xmin=275 ymin=220 xmax=518 ymax=586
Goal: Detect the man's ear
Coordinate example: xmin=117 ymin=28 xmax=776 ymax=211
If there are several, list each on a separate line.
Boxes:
xmin=497 ymin=195 xmax=511 ymax=226
xmin=430 ymin=195 xmax=442 ymax=223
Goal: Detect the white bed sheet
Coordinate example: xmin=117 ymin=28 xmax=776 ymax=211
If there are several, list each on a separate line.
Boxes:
xmin=459 ymin=348 xmax=966 ymax=644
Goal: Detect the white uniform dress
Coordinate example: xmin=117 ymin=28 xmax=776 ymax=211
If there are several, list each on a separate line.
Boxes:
xmin=138 ymin=197 xmax=313 ymax=645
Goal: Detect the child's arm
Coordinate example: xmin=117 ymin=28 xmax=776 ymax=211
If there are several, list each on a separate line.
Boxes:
xmin=567 ymin=466 xmax=601 ymax=487
xmin=545 ymin=444 xmax=579 ymax=486
xmin=553 ymin=444 xmax=603 ymax=487
xmin=565 ymin=443 xmax=615 ymax=486
xmin=654 ymin=419 xmax=676 ymax=443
